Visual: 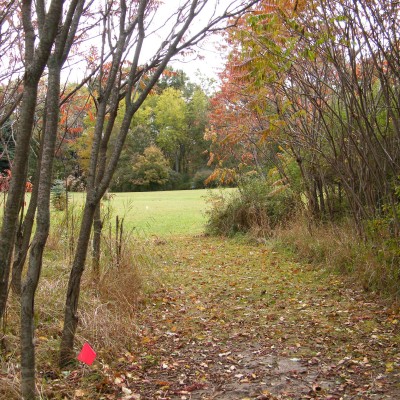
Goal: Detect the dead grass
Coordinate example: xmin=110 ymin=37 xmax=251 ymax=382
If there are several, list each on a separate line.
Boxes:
xmin=272 ymin=214 xmax=400 ymax=299
xmin=0 ymin=378 xmax=19 ymax=400
xmin=0 ymin=218 xmax=165 ymax=399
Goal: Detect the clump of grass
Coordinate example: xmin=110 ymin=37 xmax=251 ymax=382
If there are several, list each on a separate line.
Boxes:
xmin=0 ymin=378 xmax=20 ymax=400
xmin=46 ymin=200 xmax=84 ymax=260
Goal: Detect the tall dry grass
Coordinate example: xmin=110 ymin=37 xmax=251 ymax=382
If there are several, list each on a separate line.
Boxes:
xmin=272 ymin=214 xmax=400 ymax=299
xmin=0 ymin=202 xmax=166 ymax=398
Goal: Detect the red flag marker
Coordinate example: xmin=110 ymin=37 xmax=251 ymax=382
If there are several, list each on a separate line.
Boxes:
xmin=77 ymin=342 xmax=96 ymax=365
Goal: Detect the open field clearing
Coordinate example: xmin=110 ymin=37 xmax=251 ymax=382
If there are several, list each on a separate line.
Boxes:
xmin=63 ymin=189 xmax=233 ymax=237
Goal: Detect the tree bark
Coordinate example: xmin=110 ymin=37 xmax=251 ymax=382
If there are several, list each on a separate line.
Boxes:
xmin=0 ymin=0 xmax=64 ymax=321
xmin=20 ymin=52 xmax=62 ymax=399
xmin=19 ymin=1 xmax=85 ymax=396
xmin=0 ymin=80 xmax=38 ymax=319
xmin=20 ymin=55 xmax=60 ymax=400
xmin=91 ymin=204 xmax=102 ymax=282
xmin=60 ymin=201 xmax=96 ymax=366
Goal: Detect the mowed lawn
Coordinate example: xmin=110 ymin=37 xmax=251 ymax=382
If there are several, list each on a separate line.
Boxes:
xmin=68 ymin=189 xmax=231 ymax=237
xmin=108 ymin=190 xmax=210 ymax=236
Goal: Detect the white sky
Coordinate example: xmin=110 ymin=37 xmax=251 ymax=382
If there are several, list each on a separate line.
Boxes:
xmin=153 ymin=0 xmax=229 ymax=83
xmin=62 ymin=0 xmax=231 ymax=87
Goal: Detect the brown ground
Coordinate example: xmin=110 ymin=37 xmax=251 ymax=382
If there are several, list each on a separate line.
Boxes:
xmin=93 ymin=236 xmax=400 ymax=399
xmin=5 ymin=236 xmax=399 ymax=399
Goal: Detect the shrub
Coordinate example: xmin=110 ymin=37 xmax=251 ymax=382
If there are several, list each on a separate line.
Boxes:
xmin=272 ymin=216 xmax=400 ymax=299
xmin=132 ymin=146 xmax=172 ymax=190
xmin=206 ymin=177 xmax=298 ymax=237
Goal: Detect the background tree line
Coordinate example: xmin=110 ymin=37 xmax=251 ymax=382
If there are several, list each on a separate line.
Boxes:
xmin=23 ymin=67 xmax=214 ymax=193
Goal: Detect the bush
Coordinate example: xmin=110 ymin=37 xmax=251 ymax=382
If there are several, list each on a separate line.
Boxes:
xmin=206 ymin=177 xmax=298 ymax=237
xmin=131 ymin=146 xmax=172 ymax=190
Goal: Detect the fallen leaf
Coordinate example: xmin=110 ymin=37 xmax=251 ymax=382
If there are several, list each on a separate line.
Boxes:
xmin=121 ymin=387 xmax=132 ymax=395
xmin=385 ymin=362 xmax=394 ymax=373
xmin=74 ymin=389 xmax=85 ymax=397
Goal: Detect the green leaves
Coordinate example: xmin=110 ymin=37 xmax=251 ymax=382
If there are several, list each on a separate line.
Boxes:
xmin=131 ymin=146 xmax=171 ymax=188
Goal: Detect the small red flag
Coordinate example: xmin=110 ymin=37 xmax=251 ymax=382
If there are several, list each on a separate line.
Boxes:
xmin=77 ymin=342 xmax=96 ymax=365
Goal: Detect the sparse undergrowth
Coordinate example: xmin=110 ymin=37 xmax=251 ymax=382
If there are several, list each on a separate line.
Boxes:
xmin=1 ymin=235 xmax=399 ymax=399
xmin=271 ymin=216 xmax=400 ymax=300
xmin=206 ymin=183 xmax=400 ymax=300
xmin=0 ymin=233 xmax=164 ymax=399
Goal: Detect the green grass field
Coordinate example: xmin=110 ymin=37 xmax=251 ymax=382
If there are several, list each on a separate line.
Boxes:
xmin=67 ymin=188 xmax=233 ymax=237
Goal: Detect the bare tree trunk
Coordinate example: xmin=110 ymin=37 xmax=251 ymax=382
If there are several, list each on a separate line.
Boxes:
xmin=19 ymin=1 xmax=85 ymax=395
xmin=0 ymin=0 xmax=64 ymax=321
xmin=21 ymin=55 xmax=61 ymax=400
xmin=91 ymin=203 xmax=102 ymax=282
xmin=0 ymin=81 xmax=38 ymax=319
xmin=60 ymin=201 xmax=96 ymax=366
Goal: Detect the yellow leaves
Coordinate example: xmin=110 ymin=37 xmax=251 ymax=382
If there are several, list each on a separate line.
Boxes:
xmin=155 ymin=380 xmax=170 ymax=388
xmin=205 ymin=168 xmax=237 ymax=186
xmin=385 ymin=362 xmax=395 ymax=373
xmin=141 ymin=336 xmax=154 ymax=345
xmin=207 ymin=151 xmax=215 ymax=167
xmin=204 ymin=128 xmax=218 ymax=143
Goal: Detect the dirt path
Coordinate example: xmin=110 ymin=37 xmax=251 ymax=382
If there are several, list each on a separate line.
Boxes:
xmin=98 ymin=236 xmax=399 ymax=399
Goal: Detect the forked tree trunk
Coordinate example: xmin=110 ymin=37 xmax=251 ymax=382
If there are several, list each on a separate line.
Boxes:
xmin=0 ymin=81 xmax=39 ymax=319
xmin=0 ymin=0 xmax=64 ymax=321
xmin=20 ymin=1 xmax=85 ymax=395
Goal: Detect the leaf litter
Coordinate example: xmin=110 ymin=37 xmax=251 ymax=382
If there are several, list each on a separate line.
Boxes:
xmin=41 ymin=236 xmax=400 ymax=398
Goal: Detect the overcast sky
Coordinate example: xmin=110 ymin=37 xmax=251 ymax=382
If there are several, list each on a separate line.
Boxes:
xmin=61 ymin=0 xmax=231 ymax=87
xmin=156 ymin=0 xmax=229 ymax=82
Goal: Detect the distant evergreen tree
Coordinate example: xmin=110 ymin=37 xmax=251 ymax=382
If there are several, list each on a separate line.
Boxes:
xmin=0 ymin=119 xmax=15 ymax=172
